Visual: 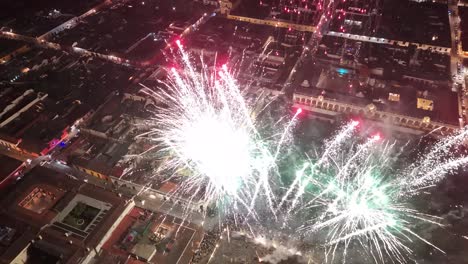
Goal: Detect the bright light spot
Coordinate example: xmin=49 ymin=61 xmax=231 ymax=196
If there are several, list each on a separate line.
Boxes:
xmin=182 ymin=116 xmax=249 ymax=194
xmin=371 ymin=134 xmax=381 ymax=141
xmin=296 ymin=108 xmax=302 ymax=114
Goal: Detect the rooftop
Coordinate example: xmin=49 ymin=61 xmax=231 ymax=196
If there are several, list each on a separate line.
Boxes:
xmin=0 ymin=166 xmax=132 ymax=264
xmin=377 ymin=0 xmax=451 ymax=47
xmin=0 ymin=0 xmax=102 ymax=37
xmin=98 ymin=207 xmax=203 ymax=264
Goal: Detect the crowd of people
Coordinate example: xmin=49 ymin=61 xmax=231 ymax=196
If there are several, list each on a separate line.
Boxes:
xmin=190 ymin=229 xmax=221 ymax=263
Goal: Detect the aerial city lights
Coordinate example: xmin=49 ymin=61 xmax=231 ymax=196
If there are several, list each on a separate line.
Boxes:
xmin=1 ymin=0 xmax=467 ymax=263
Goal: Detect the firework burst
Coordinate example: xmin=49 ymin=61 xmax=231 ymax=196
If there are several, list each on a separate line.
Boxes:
xmin=138 ymin=42 xmax=299 ymax=220
xmin=293 ymin=124 xmax=468 ymax=263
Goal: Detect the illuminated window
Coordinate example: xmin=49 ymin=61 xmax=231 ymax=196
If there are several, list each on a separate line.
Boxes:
xmin=417 ymin=98 xmax=434 ymax=111
xmin=388 ymin=93 xmax=400 ymax=102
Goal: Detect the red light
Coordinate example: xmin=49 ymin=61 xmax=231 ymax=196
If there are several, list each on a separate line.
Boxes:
xmin=351 ymin=120 xmax=359 ymax=126
xmin=296 ymin=108 xmax=303 ymax=114
xmin=222 ymin=64 xmax=228 ymax=71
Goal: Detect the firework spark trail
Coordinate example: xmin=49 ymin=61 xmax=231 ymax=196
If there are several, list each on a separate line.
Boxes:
xmin=298 ymin=170 xmax=420 ymax=263
xmin=141 ymin=44 xmax=301 ymax=221
xmin=274 ymin=107 xmax=302 ymax=161
xmin=403 ymin=127 xmax=468 ymax=194
xmin=294 ymin=122 xmax=468 ymax=263
xmin=277 ymin=121 xmax=359 ymax=214
xmin=217 ymin=64 xmax=289 ymax=217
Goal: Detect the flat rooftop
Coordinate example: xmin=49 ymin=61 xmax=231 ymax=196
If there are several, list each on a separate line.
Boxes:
xmin=459 ymin=6 xmax=468 ymax=51
xmin=50 ymin=0 xmax=210 ymax=61
xmin=99 ymin=207 xmax=203 ymax=264
xmin=377 ymin=0 xmax=451 ymax=47
xmin=0 ymin=166 xmax=131 ymax=264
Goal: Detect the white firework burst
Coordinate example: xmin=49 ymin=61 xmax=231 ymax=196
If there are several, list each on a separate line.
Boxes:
xmin=138 ymin=41 xmax=300 ymax=219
